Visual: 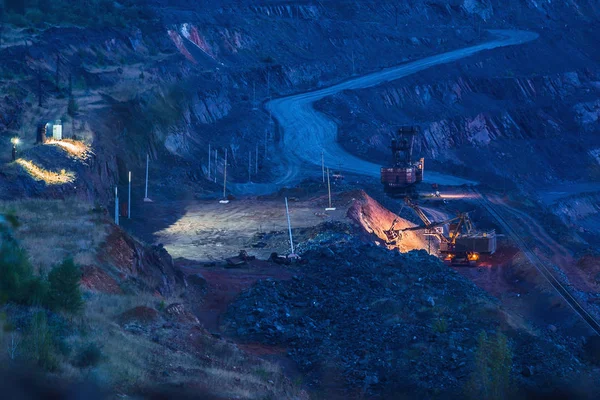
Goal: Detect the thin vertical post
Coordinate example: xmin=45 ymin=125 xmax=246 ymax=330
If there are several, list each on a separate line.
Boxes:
xmin=285 ymin=197 xmax=295 ymax=254
xmin=223 ymin=149 xmax=228 ymax=199
xmin=144 ymin=154 xmax=149 ymax=200
xmin=128 ymin=171 xmax=131 ymax=219
xmin=327 ymin=168 xmax=332 ymax=208
xmin=321 ymin=150 xmax=325 ymax=183
xmin=208 ymin=143 xmax=211 ymax=180
xmin=214 ymin=149 xmax=218 ymax=183
xmin=114 ymin=186 xmax=119 ymax=225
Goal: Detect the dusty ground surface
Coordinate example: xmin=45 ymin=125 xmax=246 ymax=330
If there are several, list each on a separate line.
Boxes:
xmin=128 ymin=196 xmax=348 ymax=262
xmin=125 ymin=186 xmax=426 ymax=262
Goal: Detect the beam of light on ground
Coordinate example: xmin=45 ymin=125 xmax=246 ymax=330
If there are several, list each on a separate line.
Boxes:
xmin=45 ymin=139 xmax=92 ymax=160
xmin=15 ymin=159 xmax=76 ymax=185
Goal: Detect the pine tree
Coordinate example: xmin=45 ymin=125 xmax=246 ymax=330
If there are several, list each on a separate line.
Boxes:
xmin=466 ymin=331 xmax=513 ymax=400
xmin=48 ymin=258 xmax=83 ymax=313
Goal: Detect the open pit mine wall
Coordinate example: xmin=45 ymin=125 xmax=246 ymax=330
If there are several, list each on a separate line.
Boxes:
xmin=320 ymin=44 xmax=600 ymax=188
xmin=380 ymin=71 xmax=600 ymax=153
xmin=3 ymin=0 xmax=600 ymax=202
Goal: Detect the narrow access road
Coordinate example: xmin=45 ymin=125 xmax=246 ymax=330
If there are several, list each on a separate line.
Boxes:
xmin=232 ymin=30 xmax=539 ymax=195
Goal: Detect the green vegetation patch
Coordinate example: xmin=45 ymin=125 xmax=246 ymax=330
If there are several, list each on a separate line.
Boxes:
xmin=1 ymin=0 xmax=155 ymax=29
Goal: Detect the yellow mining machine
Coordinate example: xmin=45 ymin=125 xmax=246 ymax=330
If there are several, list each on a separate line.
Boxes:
xmin=384 ymin=197 xmax=496 ymax=266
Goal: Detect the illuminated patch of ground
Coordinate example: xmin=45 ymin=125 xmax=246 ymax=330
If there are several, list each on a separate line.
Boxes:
xmin=45 ymin=139 xmax=92 ymax=160
xmin=15 ymin=159 xmax=75 ymax=185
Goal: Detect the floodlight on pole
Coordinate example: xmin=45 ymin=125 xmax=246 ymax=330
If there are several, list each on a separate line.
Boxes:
xmin=11 ymin=137 xmax=19 ymax=161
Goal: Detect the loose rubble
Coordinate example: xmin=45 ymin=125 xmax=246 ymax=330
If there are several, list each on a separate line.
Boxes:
xmin=224 ymin=223 xmax=599 ymax=397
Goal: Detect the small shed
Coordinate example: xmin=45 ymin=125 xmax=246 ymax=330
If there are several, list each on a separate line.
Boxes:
xmin=52 ymin=119 xmax=62 ymax=140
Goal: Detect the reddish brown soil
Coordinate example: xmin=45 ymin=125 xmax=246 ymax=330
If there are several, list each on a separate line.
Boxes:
xmin=178 ymin=259 xmax=296 ymax=332
xmin=453 ymin=244 xmax=523 ymax=298
xmin=117 ymin=306 xmax=160 ymax=325
xmin=177 ymin=259 xmax=305 ymax=380
xmin=490 ymin=194 xmax=596 ymax=293
xmin=81 ymin=265 xmax=124 ymax=294
xmin=97 ymin=226 xmax=136 ymax=277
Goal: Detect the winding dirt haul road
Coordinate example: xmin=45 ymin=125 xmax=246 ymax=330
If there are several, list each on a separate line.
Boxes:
xmin=232 ymin=30 xmax=539 ymax=195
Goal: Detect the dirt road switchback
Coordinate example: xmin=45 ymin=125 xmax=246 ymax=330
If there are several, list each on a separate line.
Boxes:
xmin=233 ymin=30 xmax=538 ymax=196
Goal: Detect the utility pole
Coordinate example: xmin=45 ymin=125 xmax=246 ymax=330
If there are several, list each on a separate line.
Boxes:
xmin=128 ymin=171 xmax=131 ymax=219
xmin=326 ymin=168 xmax=336 ymax=211
xmin=220 ymin=149 xmax=229 ymax=203
xmin=114 ymin=186 xmax=119 ymax=226
xmin=285 ymin=197 xmax=295 ymax=256
xmin=214 ymin=149 xmax=218 ymax=183
xmin=144 ymin=154 xmax=151 ymax=202
xmin=208 ymin=143 xmax=211 ymax=180
xmin=224 ymin=149 xmax=227 ymax=198
xmin=321 ymin=150 xmax=325 ymax=183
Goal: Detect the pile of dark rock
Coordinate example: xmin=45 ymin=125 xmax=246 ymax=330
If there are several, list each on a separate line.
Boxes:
xmin=224 ymin=223 xmax=598 ymax=397
xmin=225 ymin=232 xmax=494 ymax=396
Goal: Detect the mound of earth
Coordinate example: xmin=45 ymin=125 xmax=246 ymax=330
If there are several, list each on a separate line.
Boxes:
xmin=224 ymin=226 xmax=599 ymax=398
xmin=347 ymin=190 xmax=427 ymax=252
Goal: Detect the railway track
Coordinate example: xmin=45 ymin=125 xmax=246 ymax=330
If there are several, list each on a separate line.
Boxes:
xmin=471 ymin=187 xmax=600 ymax=336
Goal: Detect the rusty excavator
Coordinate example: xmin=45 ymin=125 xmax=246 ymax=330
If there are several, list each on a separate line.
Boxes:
xmin=384 ymin=197 xmax=496 ymax=266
